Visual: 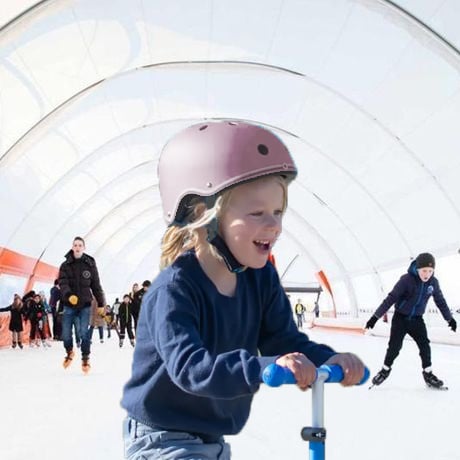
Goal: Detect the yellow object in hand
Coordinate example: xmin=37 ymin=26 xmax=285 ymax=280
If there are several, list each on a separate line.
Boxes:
xmin=68 ymin=295 xmax=79 ymax=306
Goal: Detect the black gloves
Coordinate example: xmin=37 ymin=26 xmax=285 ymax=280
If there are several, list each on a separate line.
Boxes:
xmin=448 ymin=318 xmax=457 ymax=332
xmin=365 ymin=315 xmax=378 ymax=329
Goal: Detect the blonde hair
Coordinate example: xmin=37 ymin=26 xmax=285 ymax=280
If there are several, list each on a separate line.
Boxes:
xmin=159 ymin=175 xmax=288 ymax=269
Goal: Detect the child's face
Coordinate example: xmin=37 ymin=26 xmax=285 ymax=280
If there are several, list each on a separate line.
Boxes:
xmin=219 ymin=177 xmax=284 ymax=269
xmin=418 ymin=267 xmax=434 ymax=282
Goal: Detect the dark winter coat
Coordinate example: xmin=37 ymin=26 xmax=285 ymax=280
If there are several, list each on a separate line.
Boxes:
xmin=26 ymin=301 xmax=47 ymax=324
xmin=374 ymin=261 xmax=452 ymax=320
xmin=58 ymin=250 xmax=105 ymax=309
xmin=118 ymin=302 xmax=133 ymax=326
xmin=130 ymin=288 xmax=146 ymax=315
xmin=49 ymin=286 xmax=61 ymax=310
xmin=0 ymin=304 xmax=25 ymax=332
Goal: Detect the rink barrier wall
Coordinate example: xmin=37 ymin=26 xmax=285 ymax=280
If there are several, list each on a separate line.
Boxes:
xmin=2 ymin=312 xmax=458 ymax=349
xmin=0 ymin=314 xmax=52 ymax=348
xmin=307 ymin=316 xmax=460 ymax=346
xmin=0 ymin=246 xmax=58 ymax=292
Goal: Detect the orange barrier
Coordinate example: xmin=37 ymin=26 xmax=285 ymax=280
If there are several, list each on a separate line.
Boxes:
xmin=0 ymin=246 xmax=58 ymax=293
xmin=0 ymin=314 xmax=52 ymax=348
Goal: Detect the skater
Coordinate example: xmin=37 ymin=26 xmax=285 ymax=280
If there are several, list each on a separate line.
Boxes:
xmin=118 ymin=294 xmax=135 ymax=348
xmin=89 ymin=297 xmax=105 ymax=344
xmin=121 ymin=121 xmax=365 ymax=459
xmin=104 ymin=304 xmax=115 ymax=339
xmin=130 ymin=280 xmax=151 ymax=331
xmin=365 ymin=252 xmax=456 ymax=389
xmin=49 ymin=279 xmax=62 ymax=340
xmin=0 ymin=294 xmax=25 ymax=349
xmin=26 ymin=293 xmax=49 ymax=347
xmin=58 ymin=236 xmax=106 ymax=373
xmin=294 ymin=299 xmax=305 ymax=328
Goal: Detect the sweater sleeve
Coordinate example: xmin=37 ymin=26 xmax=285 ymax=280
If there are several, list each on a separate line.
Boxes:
xmin=151 ymin=283 xmax=264 ymax=400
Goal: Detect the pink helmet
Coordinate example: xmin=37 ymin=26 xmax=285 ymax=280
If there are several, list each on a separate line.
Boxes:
xmin=158 ymin=120 xmax=297 ymax=225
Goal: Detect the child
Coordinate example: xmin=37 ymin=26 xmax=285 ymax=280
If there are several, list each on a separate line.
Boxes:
xmin=27 ymin=293 xmax=49 ymax=347
xmin=121 ymin=121 xmax=365 ymax=459
xmin=365 ymin=252 xmax=456 ymax=389
xmin=0 ymin=294 xmax=25 ymax=348
xmin=118 ymin=294 xmax=135 ymax=348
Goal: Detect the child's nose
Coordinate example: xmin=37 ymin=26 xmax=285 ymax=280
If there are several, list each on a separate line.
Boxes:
xmin=264 ymin=214 xmax=281 ymax=230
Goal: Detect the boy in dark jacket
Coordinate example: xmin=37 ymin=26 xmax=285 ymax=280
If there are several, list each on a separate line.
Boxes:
xmin=58 ymin=236 xmax=106 ymax=373
xmin=366 ymin=252 xmax=456 ymax=389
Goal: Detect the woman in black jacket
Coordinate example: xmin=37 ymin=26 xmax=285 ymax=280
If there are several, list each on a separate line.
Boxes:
xmin=366 ymin=253 xmax=456 ymax=389
xmin=0 ymin=294 xmax=25 ymax=348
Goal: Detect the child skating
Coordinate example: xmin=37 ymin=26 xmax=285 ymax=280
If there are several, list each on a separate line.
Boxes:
xmin=365 ymin=252 xmax=456 ymax=390
xmin=121 ymin=120 xmax=365 ymax=459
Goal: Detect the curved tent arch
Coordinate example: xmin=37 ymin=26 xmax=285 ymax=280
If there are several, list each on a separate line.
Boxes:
xmin=1 ymin=0 xmax=460 ymax=311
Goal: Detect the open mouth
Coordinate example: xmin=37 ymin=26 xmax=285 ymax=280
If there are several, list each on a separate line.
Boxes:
xmin=254 ymin=239 xmax=271 ymax=251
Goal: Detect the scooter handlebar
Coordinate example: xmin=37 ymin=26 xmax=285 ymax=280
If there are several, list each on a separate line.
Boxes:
xmin=262 ymin=363 xmax=370 ymax=387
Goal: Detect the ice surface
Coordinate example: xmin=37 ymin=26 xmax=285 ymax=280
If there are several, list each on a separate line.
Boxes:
xmin=1 ymin=329 xmax=458 ymax=460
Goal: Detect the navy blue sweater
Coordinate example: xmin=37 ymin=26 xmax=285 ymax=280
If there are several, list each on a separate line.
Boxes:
xmin=121 ymin=251 xmax=336 ymax=438
xmin=374 ymin=261 xmax=452 ymax=321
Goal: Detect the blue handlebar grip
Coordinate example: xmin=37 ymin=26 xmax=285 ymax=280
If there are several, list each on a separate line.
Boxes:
xmin=262 ymin=363 xmax=370 ymax=386
xmin=262 ymin=363 xmax=297 ymax=387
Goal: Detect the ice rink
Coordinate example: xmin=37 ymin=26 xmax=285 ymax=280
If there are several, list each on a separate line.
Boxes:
xmin=1 ymin=328 xmax=458 ymax=460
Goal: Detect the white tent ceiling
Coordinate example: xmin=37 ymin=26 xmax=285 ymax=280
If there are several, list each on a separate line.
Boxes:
xmin=1 ymin=0 xmax=460 ymax=310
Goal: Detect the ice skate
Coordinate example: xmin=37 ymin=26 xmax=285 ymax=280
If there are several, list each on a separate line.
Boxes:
xmin=119 ymin=339 xmax=124 ymax=348
xmin=130 ymin=339 xmax=135 ymax=348
xmin=81 ymin=355 xmax=91 ymax=374
xmin=63 ymin=349 xmax=75 ymax=369
xmin=369 ymin=367 xmax=391 ymax=389
xmin=423 ymin=371 xmax=448 ymax=390
xmin=12 ymin=341 xmax=17 ymax=348
xmin=18 ymin=342 xmax=23 ymax=349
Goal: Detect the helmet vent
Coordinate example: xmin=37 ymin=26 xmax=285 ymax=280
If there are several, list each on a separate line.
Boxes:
xmin=199 ymin=125 xmax=208 ymax=131
xmin=257 ymin=144 xmax=269 ymax=155
xmin=228 ymin=121 xmax=238 ymax=126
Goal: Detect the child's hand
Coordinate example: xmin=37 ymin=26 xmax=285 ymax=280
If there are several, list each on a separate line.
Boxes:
xmin=324 ymin=353 xmax=365 ymax=387
xmin=275 ymin=352 xmax=316 ymax=391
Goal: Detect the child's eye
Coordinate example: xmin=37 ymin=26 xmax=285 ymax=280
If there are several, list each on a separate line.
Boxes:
xmin=250 ymin=211 xmax=263 ymax=216
xmin=274 ymin=209 xmax=283 ymax=216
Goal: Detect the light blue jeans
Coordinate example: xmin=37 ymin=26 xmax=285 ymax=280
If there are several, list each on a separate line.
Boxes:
xmin=123 ymin=417 xmax=231 ymax=459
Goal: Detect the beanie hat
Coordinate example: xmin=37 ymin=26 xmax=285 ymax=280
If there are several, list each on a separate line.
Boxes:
xmin=415 ymin=253 xmax=435 ymax=269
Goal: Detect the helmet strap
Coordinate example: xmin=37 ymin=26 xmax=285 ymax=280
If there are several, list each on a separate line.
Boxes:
xmin=206 ymin=218 xmax=245 ymax=273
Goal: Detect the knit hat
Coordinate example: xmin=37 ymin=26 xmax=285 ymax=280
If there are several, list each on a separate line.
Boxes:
xmin=415 ymin=253 xmax=435 ymax=269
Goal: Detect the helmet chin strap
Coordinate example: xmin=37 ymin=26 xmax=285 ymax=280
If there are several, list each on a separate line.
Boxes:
xmin=206 ymin=218 xmax=246 ymax=273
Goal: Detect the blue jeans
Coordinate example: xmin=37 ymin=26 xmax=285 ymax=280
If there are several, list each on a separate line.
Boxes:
xmin=62 ymin=306 xmax=91 ymax=356
xmin=123 ymin=417 xmax=231 ymax=459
